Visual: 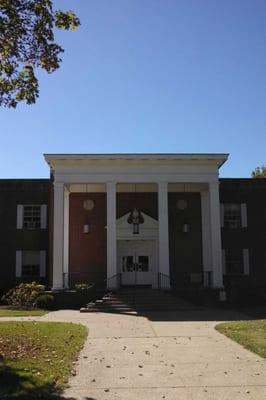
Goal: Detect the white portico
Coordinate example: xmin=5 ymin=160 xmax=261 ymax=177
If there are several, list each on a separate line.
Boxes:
xmin=44 ymin=153 xmax=228 ymax=291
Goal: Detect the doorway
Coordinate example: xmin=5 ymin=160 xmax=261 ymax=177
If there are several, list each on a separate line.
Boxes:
xmin=118 ymin=241 xmax=154 ymax=286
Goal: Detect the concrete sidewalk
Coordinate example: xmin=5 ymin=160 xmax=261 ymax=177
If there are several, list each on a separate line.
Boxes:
xmin=1 ymin=309 xmax=266 ymax=399
xmin=43 ymin=309 xmax=266 ymax=400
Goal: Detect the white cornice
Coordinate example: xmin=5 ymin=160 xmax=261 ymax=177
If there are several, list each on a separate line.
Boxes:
xmin=44 ymin=153 xmax=229 ymax=170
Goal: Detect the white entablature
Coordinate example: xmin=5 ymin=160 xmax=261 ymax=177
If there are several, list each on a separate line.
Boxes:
xmin=44 ymin=153 xmax=228 ymax=184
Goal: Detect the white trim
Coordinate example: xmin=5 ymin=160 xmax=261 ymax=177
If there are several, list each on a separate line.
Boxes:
xmin=209 ymin=182 xmax=223 ymax=288
xmin=63 ymin=190 xmax=70 ymax=288
xmin=158 ymin=182 xmax=170 ymax=288
xmin=243 ymin=249 xmax=250 ymax=275
xmin=17 ymin=205 xmax=23 ymax=229
xmin=40 ymin=204 xmax=47 ymax=229
xmin=220 ymin=203 xmax=224 ymax=228
xmin=106 ymin=182 xmax=117 ymax=288
xmin=16 ymin=251 xmax=22 ymax=277
xmin=52 ymin=182 xmax=65 ymax=290
xmin=40 ymin=250 xmax=46 ymax=277
xmin=241 ymin=203 xmax=248 ymax=228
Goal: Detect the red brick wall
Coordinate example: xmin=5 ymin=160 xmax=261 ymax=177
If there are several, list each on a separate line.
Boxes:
xmin=69 ymin=193 xmax=107 ymax=284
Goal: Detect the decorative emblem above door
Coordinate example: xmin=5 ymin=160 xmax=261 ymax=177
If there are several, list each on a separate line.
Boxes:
xmin=116 ymin=211 xmax=158 ymax=240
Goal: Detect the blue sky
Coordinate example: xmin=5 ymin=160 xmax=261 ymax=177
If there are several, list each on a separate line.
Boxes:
xmin=1 ymin=0 xmax=266 ymax=178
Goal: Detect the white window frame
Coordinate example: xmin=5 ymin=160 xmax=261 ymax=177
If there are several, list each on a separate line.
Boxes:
xmin=221 ymin=203 xmax=248 ymax=229
xmin=17 ymin=204 xmax=47 ymax=230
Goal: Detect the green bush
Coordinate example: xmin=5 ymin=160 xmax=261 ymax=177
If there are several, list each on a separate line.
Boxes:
xmin=1 ymin=282 xmax=45 ymax=307
xmin=74 ymin=283 xmax=93 ymax=292
xmin=34 ymin=294 xmax=54 ymax=310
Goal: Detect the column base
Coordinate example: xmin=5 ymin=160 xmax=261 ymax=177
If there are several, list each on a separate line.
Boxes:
xmin=52 ymin=285 xmax=64 ymax=291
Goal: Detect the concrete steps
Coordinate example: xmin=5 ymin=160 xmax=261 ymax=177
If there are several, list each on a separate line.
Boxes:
xmin=80 ymin=288 xmax=196 ymax=313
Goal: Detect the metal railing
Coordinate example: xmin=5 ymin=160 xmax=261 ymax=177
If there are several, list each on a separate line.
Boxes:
xmin=62 ymin=271 xmax=105 ymax=290
xmin=202 ymin=271 xmax=212 ymax=288
xmin=105 ymin=273 xmax=122 ymax=290
xmin=158 ymin=272 xmax=171 ymax=290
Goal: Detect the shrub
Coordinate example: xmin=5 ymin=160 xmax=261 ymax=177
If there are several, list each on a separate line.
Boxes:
xmin=74 ymin=283 xmax=93 ymax=292
xmin=34 ymin=294 xmax=54 ymax=310
xmin=1 ymin=282 xmax=45 ymax=307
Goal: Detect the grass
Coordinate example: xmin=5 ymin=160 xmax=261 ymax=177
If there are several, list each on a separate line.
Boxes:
xmin=0 ymin=307 xmax=48 ymax=317
xmin=0 ymin=321 xmax=88 ymax=399
xmin=216 ymin=319 xmax=266 ymax=358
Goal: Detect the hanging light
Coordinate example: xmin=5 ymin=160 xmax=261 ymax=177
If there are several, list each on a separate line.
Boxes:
xmin=127 ymin=207 xmax=144 ymax=234
xmin=182 ymin=219 xmax=190 ymax=233
xmin=83 ymin=184 xmax=90 ymax=234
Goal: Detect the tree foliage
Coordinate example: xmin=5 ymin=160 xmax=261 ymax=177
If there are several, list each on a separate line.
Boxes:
xmin=0 ymin=0 xmax=80 ymax=107
xmin=251 ymin=165 xmax=266 ymax=178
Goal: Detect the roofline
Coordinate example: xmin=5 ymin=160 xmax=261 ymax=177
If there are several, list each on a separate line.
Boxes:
xmin=44 ymin=153 xmax=229 ymax=168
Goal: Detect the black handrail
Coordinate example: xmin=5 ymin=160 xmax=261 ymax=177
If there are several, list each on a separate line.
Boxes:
xmin=202 ymin=271 xmax=212 ymax=288
xmin=158 ymin=272 xmax=171 ymax=290
xmin=105 ymin=272 xmax=122 ymax=289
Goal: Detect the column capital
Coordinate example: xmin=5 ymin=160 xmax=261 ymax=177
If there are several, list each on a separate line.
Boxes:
xmin=157 ymin=181 xmax=168 ymax=190
xmin=106 ymin=181 xmax=117 ymax=190
xmin=53 ymin=181 xmax=65 ymax=189
xmin=208 ymin=181 xmax=220 ymax=190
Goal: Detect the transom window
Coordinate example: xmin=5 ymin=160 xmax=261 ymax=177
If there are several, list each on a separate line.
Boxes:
xmin=224 ymin=204 xmax=241 ymax=229
xmin=22 ymin=251 xmax=40 ymax=277
xmin=23 ymin=205 xmax=41 ymax=229
xmin=225 ymin=249 xmax=243 ymax=275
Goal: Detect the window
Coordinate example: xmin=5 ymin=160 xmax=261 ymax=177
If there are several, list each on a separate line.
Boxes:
xmin=23 ymin=205 xmax=41 ymax=229
xmin=221 ymin=203 xmax=248 ymax=229
xmin=17 ymin=204 xmax=47 ymax=229
xmin=224 ymin=204 xmax=241 ymax=229
xmin=16 ymin=250 xmax=46 ymax=278
xmin=223 ymin=248 xmax=250 ymax=276
xmin=22 ymin=251 xmax=40 ymax=276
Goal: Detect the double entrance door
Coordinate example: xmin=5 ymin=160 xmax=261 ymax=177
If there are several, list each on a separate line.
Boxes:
xmin=118 ymin=241 xmax=153 ymax=286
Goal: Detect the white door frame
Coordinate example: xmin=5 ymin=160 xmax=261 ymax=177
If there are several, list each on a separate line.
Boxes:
xmin=118 ymin=240 xmax=156 ymax=286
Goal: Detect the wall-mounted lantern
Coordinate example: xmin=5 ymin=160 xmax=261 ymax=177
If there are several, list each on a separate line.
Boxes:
xmin=83 ymin=223 xmax=90 ymax=234
xmin=182 ymin=218 xmax=190 ymax=233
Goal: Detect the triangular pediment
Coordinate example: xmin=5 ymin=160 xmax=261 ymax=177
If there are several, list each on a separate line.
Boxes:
xmin=117 ymin=212 xmax=158 ymax=228
xmin=117 ymin=211 xmax=158 ymax=239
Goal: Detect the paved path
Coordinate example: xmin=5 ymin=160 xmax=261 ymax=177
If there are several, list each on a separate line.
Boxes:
xmin=1 ymin=309 xmax=266 ymax=399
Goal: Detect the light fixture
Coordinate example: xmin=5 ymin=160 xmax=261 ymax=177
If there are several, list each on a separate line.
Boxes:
xmin=182 ymin=218 xmax=190 ymax=233
xmin=83 ymin=184 xmax=91 ymax=234
xmin=83 ymin=223 xmax=90 ymax=234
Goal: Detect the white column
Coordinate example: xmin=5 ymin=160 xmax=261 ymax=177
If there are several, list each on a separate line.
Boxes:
xmin=209 ymin=182 xmax=223 ymax=288
xmin=52 ymin=182 xmax=65 ymax=290
xmin=200 ymin=190 xmax=212 ymax=287
xmin=106 ymin=182 xmax=117 ymax=288
xmin=158 ymin=181 xmax=170 ymax=288
xmin=63 ymin=188 xmax=70 ymax=288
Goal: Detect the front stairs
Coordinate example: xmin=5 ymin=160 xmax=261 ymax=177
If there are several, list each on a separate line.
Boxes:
xmin=80 ymin=288 xmax=197 ymax=313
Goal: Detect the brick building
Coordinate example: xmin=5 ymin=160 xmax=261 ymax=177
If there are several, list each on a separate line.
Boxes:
xmin=0 ymin=154 xmax=266 ymax=297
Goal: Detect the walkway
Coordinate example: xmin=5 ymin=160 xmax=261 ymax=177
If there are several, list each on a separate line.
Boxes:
xmin=2 ymin=308 xmax=266 ymax=399
xmin=50 ymin=309 xmax=266 ymax=399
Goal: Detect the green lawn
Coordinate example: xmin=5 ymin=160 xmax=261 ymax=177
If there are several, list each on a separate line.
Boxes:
xmin=0 ymin=308 xmax=48 ymax=317
xmin=0 ymin=321 xmax=88 ymax=399
xmin=216 ymin=319 xmax=266 ymax=358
